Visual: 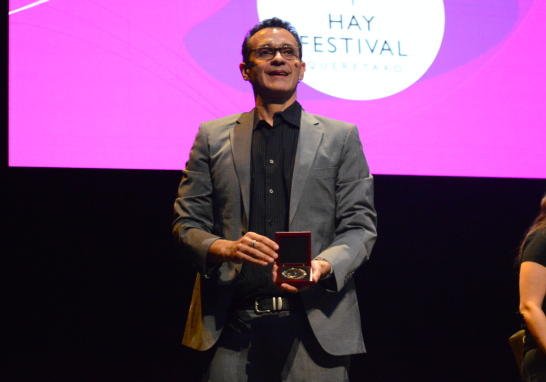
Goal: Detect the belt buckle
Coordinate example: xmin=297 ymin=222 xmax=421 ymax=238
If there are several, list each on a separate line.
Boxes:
xmin=254 ymin=297 xmax=283 ymax=314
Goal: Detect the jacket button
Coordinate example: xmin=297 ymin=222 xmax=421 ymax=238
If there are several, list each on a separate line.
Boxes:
xmin=241 ymin=231 xmax=246 ymax=236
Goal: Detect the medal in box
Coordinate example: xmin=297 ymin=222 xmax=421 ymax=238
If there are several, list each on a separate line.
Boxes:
xmin=275 ymin=231 xmax=313 ymax=286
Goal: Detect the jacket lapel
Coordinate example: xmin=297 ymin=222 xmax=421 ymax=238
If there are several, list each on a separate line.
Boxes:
xmin=290 ymin=111 xmax=323 ymax=226
xmin=231 ymin=111 xmax=254 ymax=224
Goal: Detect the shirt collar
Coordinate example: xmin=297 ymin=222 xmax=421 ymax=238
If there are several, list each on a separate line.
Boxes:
xmin=253 ymin=101 xmax=302 ymax=130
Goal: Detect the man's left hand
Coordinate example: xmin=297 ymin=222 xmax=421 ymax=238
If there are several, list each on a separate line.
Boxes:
xmin=272 ymin=259 xmax=332 ymax=293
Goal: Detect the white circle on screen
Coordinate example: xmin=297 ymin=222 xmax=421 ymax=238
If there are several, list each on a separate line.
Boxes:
xmin=257 ymin=0 xmax=445 ymax=100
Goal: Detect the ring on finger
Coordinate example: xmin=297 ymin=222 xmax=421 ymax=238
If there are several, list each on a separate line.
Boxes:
xmin=252 ymin=240 xmax=257 ymax=248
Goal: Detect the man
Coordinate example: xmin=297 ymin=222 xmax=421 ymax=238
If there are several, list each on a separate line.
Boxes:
xmin=173 ymin=17 xmax=377 ymax=381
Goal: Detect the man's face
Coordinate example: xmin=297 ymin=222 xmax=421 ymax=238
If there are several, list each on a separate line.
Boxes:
xmin=241 ymin=27 xmax=305 ymax=101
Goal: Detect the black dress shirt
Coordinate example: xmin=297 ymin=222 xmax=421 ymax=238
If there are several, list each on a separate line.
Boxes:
xmin=234 ymin=101 xmax=302 ymax=299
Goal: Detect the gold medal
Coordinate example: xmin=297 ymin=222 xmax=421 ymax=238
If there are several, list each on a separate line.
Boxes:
xmin=281 ymin=267 xmax=307 ymax=280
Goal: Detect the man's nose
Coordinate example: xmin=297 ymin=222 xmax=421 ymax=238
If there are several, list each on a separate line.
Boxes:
xmin=270 ymin=51 xmax=285 ymax=64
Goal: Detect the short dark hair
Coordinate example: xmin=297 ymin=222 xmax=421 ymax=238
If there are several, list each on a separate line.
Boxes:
xmin=242 ymin=17 xmax=303 ymax=66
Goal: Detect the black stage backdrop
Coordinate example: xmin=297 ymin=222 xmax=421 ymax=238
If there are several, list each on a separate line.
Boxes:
xmin=3 ymin=5 xmax=546 ymax=381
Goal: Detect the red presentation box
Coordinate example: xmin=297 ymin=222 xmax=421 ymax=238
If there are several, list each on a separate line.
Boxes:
xmin=275 ymin=231 xmax=313 ymax=286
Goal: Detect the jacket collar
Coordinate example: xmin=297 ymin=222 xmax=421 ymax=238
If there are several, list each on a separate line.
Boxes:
xmin=231 ymin=108 xmax=323 ymax=228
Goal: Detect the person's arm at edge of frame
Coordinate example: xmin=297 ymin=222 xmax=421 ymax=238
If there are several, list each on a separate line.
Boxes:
xmin=520 ymin=261 xmax=546 ymax=355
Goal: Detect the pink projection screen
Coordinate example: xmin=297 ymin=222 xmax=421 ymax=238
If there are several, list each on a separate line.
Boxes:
xmin=8 ymin=0 xmax=546 ymax=178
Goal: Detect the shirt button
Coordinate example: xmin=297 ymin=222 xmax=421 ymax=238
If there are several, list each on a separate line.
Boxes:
xmin=270 ymin=159 xmax=274 ymax=164
xmin=269 ymin=189 xmax=274 ymax=194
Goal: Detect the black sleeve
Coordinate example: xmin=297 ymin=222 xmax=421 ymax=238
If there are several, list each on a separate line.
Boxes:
xmin=521 ymin=228 xmax=546 ymax=267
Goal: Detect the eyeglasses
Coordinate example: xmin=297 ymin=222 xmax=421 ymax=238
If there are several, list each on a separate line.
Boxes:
xmin=250 ymin=46 xmax=300 ymax=61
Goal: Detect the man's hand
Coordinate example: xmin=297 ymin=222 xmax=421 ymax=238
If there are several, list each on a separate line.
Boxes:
xmin=272 ymin=259 xmax=332 ymax=293
xmin=207 ymin=232 xmax=278 ymax=266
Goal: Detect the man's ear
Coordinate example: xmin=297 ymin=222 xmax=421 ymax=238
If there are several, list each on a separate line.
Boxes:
xmin=298 ymin=61 xmax=306 ymax=81
xmin=240 ymin=62 xmax=250 ymax=81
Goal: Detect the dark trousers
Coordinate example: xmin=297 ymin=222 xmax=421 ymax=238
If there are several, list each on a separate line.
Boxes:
xmin=523 ymin=348 xmax=546 ymax=382
xmin=202 ymin=309 xmax=350 ymax=382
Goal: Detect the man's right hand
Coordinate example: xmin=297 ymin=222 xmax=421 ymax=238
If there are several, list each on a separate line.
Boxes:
xmin=207 ymin=232 xmax=278 ymax=266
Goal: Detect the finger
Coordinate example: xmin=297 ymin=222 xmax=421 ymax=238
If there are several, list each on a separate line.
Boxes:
xmin=248 ymin=247 xmax=276 ymax=263
xmin=236 ymin=251 xmax=268 ymax=266
xmin=236 ymin=243 xmax=275 ymax=263
xmin=260 ymin=236 xmax=279 ymax=251
xmin=242 ymin=237 xmax=278 ymax=260
xmin=272 ymin=263 xmax=278 ymax=283
xmin=252 ymin=241 xmax=278 ymax=260
xmin=311 ymin=262 xmax=321 ymax=283
xmin=279 ymin=283 xmax=299 ymax=293
xmin=245 ymin=232 xmax=279 ymax=252
xmin=279 ymin=283 xmax=310 ymax=293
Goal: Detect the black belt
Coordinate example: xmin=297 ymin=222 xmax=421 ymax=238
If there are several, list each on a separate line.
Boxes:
xmin=234 ymin=296 xmax=301 ymax=314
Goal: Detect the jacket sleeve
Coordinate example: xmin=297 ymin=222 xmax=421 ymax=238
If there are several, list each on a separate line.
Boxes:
xmin=317 ymin=125 xmax=378 ymax=292
xmin=172 ymin=124 xmax=221 ymax=278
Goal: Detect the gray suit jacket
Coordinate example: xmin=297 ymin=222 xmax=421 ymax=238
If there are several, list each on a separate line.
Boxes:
xmin=173 ymin=109 xmax=377 ymax=356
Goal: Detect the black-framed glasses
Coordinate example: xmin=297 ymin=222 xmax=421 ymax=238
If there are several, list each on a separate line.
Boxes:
xmin=251 ymin=46 xmax=299 ymax=61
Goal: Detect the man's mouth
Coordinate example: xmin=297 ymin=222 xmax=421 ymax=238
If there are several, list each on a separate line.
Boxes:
xmin=268 ymin=71 xmax=289 ymax=76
